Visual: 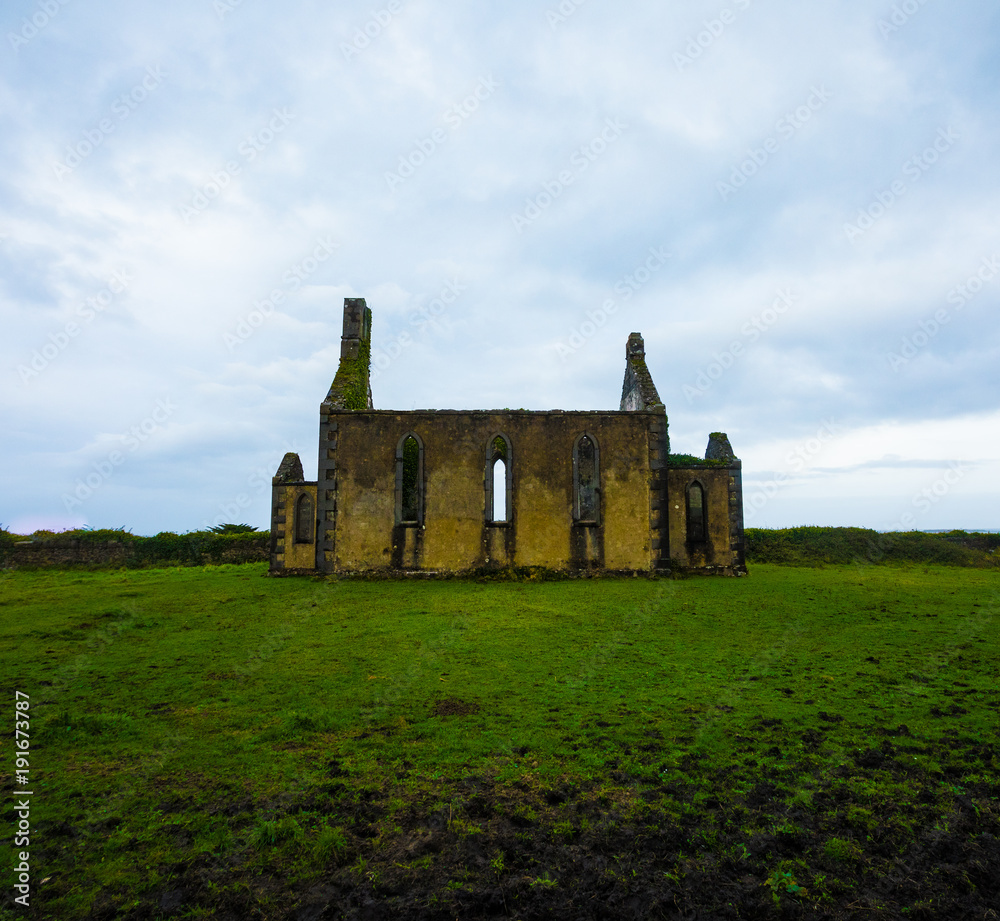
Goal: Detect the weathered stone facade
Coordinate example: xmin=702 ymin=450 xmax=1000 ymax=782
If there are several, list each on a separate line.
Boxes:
xmin=270 ymin=299 xmax=745 ymax=575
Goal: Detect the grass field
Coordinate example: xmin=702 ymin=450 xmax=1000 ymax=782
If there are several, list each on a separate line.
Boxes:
xmin=2 ymin=564 xmax=998 ymax=919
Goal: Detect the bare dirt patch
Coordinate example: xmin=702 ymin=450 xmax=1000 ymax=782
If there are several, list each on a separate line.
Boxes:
xmin=430 ymin=697 xmax=481 ymax=717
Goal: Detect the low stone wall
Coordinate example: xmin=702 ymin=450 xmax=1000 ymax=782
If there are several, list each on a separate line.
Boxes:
xmin=2 ymin=535 xmax=269 ymax=570
xmin=7 ymin=540 xmax=132 ymax=569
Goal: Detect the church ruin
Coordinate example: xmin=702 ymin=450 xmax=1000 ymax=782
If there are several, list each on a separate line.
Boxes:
xmin=269 ymin=298 xmax=746 ymax=575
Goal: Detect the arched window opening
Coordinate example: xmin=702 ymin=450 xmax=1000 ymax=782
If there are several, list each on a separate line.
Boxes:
xmin=295 ymin=493 xmax=314 ymax=543
xmin=486 ymin=434 xmax=511 ymax=524
xmin=396 ymin=433 xmax=423 ymax=525
xmin=573 ymin=433 xmax=600 ymax=523
xmin=492 ymin=458 xmax=507 ymax=522
xmin=687 ymin=481 xmax=706 ymax=542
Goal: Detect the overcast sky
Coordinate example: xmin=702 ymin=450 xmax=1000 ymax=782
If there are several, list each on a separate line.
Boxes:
xmin=2 ymin=0 xmax=998 ymax=536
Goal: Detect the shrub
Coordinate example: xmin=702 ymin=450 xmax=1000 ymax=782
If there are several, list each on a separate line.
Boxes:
xmin=6 ymin=528 xmax=269 ymax=569
xmin=745 ymin=527 xmax=998 ymax=568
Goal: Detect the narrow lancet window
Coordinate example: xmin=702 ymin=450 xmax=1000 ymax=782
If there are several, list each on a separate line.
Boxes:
xmin=295 ymin=493 xmax=314 ymax=543
xmin=687 ymin=482 xmax=706 ymax=542
xmin=396 ymin=433 xmax=423 ymax=525
xmin=486 ymin=434 xmax=511 ymax=524
xmin=573 ymin=434 xmax=600 ymax=523
xmin=492 ymin=458 xmax=507 ymax=521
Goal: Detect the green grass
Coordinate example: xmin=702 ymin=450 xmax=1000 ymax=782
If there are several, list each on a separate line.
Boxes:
xmin=1 ymin=563 xmax=998 ymax=918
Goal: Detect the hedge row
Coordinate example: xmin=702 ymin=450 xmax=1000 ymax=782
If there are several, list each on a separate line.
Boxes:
xmin=2 ymin=527 xmax=996 ymax=570
xmin=744 ymin=527 xmax=999 ymax=567
xmin=0 ymin=529 xmax=269 ymax=569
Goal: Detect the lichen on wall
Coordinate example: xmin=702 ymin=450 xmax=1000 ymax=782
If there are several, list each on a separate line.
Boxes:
xmin=274 ymin=452 xmax=304 ymax=482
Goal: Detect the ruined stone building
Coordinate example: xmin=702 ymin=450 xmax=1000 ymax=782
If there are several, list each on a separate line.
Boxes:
xmin=270 ymin=298 xmax=746 ymax=575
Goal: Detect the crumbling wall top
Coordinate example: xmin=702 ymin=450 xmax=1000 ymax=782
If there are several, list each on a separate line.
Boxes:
xmin=325 ymin=297 xmax=373 ymax=411
xmin=273 ymin=452 xmax=304 ymax=484
xmin=619 ymin=332 xmax=665 ymax=413
xmin=705 ymin=432 xmax=737 ymax=462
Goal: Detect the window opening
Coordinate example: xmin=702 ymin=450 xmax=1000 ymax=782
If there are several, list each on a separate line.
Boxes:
xmin=574 ymin=434 xmax=600 ymax=522
xmin=295 ymin=493 xmax=314 ymax=543
xmin=687 ymin=482 xmax=706 ymax=542
xmin=397 ymin=434 xmax=423 ymax=525
xmin=492 ymin=457 xmax=507 ymax=522
xmin=487 ymin=435 xmax=510 ymax=524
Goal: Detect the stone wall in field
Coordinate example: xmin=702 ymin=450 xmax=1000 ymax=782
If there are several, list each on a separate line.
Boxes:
xmin=2 ymin=534 xmax=269 ymax=570
xmin=6 ymin=539 xmax=131 ymax=569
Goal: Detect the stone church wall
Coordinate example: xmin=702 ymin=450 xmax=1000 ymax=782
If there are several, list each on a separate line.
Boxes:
xmin=313 ymin=409 xmax=663 ymax=574
xmin=665 ymin=463 xmax=745 ymax=573
xmin=269 ymin=297 xmax=745 ymax=577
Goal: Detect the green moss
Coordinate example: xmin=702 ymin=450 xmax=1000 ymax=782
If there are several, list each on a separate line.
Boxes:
xmin=328 ymin=307 xmax=372 ymax=411
xmin=666 ymin=454 xmax=730 ymax=468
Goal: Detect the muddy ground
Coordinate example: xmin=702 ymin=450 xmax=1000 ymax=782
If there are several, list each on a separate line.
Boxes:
xmin=23 ymin=725 xmax=997 ymax=921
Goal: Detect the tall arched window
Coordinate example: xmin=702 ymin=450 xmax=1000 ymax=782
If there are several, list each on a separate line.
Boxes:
xmin=395 ymin=433 xmax=424 ymax=525
xmin=294 ymin=492 xmax=314 ymax=543
xmin=493 ymin=459 xmax=506 ymax=521
xmin=573 ymin=433 xmax=600 ymax=523
xmin=486 ymin=434 xmax=512 ymax=524
xmin=686 ymin=481 xmax=706 ymax=542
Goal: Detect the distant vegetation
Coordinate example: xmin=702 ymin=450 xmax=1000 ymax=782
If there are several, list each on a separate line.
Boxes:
xmin=1 ymin=525 xmax=996 ymax=570
xmin=208 ymin=523 xmax=260 ymax=534
xmin=745 ymin=527 xmax=999 ymax=568
xmin=0 ymin=525 xmax=267 ymax=568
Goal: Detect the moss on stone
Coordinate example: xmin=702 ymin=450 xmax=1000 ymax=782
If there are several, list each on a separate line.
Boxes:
xmin=666 ymin=454 xmax=730 ymax=468
xmin=327 ymin=307 xmax=372 ymax=411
